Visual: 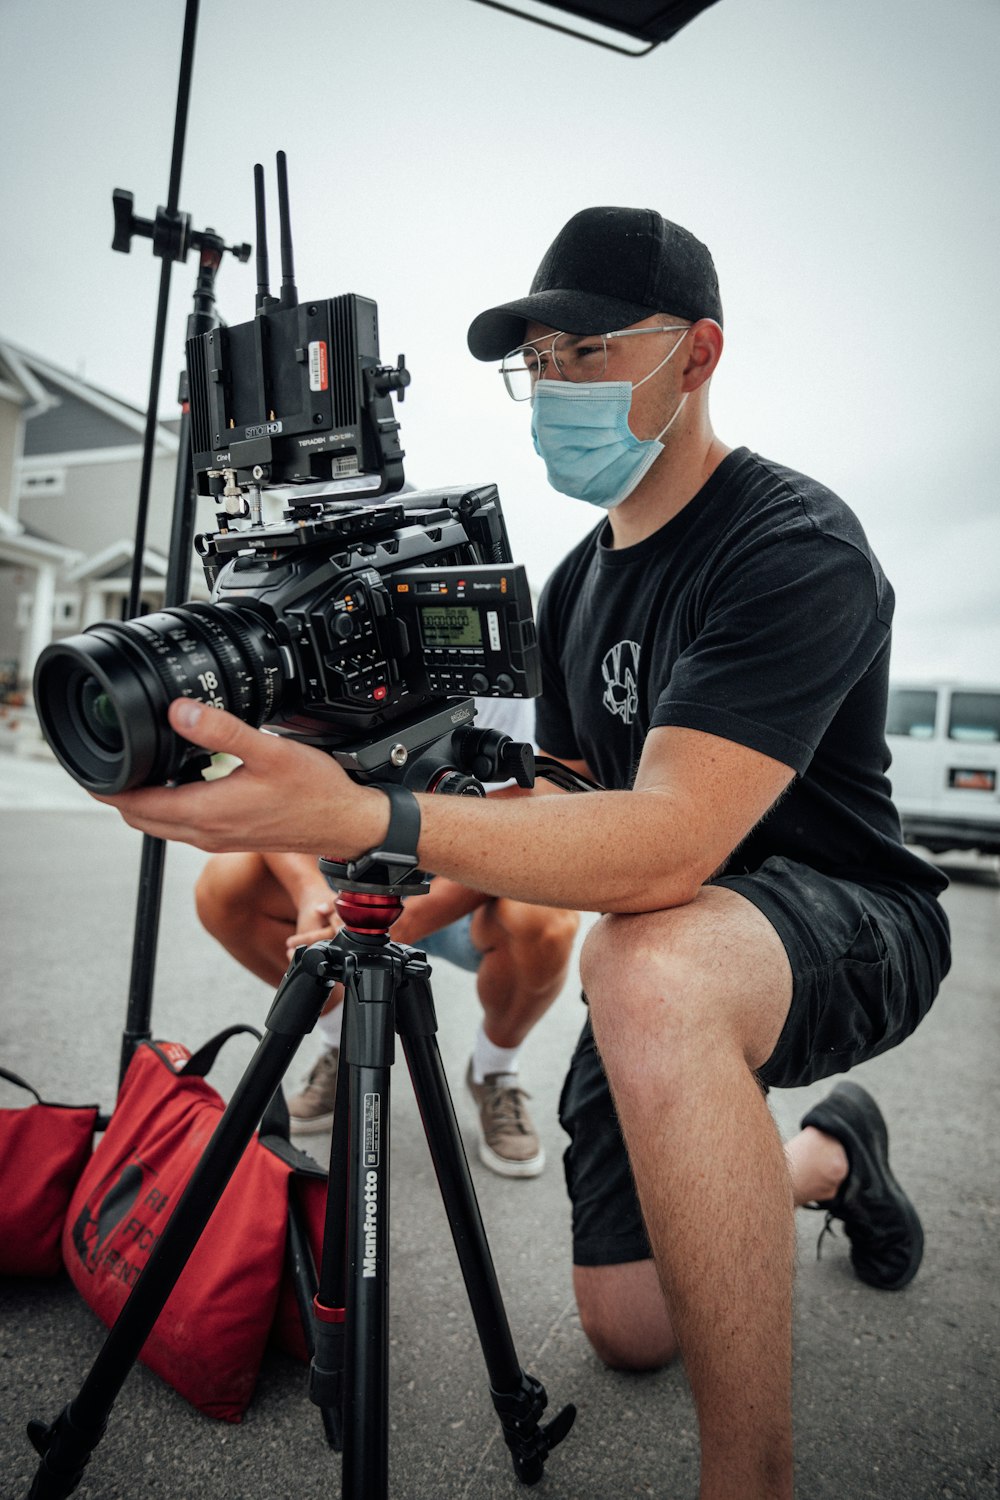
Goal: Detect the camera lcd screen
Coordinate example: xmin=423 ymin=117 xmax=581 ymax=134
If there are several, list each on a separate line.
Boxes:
xmin=420 ymin=606 xmax=483 ymax=649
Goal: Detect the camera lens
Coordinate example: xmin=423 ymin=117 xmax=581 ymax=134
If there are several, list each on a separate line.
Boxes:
xmin=79 ymin=678 xmax=123 ymax=752
xmin=34 ymin=602 xmax=284 ymax=794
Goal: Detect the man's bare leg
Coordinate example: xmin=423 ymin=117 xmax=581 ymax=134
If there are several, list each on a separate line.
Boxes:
xmin=195 ymin=853 xmax=297 ymax=987
xmin=580 ymin=886 xmax=798 ymax=1500
xmin=197 ymin=862 xmax=579 ymax=1049
xmin=573 ymin=1260 xmax=680 ymax=1370
xmin=574 ymin=1132 xmax=849 ymax=1371
xmin=470 ymin=898 xmax=579 ymax=1048
xmin=785 ymin=1127 xmax=849 ymax=1203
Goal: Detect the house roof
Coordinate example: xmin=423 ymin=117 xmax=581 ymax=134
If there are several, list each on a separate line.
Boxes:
xmin=0 ymin=505 xmax=79 ymax=568
xmin=0 ymin=344 xmax=58 ymax=415
xmin=0 ymin=341 xmax=178 ymax=460
xmin=66 ymin=539 xmax=169 ymax=584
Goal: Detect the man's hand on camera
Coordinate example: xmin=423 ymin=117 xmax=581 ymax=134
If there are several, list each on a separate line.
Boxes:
xmin=93 ymin=698 xmax=388 ymax=858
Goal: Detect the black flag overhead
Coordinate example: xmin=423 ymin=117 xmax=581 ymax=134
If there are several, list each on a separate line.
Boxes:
xmin=469 ymin=0 xmax=721 ymax=54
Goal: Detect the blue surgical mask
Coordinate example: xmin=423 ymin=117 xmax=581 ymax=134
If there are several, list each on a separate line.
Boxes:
xmin=530 ymin=334 xmax=688 ymax=510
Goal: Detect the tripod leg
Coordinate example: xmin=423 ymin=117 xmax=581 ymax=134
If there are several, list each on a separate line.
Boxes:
xmin=396 ymin=961 xmax=576 ymax=1485
xmin=337 ymin=957 xmax=398 ymax=1500
xmin=286 ymin=1186 xmax=340 ymax=1449
xmin=26 ymin=944 xmax=335 ymax=1500
xmin=305 ymin=994 xmax=353 ymax=1453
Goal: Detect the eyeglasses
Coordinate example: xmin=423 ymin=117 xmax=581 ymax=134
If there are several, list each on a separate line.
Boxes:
xmin=499 ymin=325 xmax=690 ymax=401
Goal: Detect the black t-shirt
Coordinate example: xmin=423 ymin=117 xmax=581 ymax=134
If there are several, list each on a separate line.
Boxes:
xmin=535 ymin=447 xmax=945 ymax=895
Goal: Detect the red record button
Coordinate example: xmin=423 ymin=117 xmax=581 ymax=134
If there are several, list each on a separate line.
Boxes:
xmin=373 ymin=685 xmax=388 ymax=701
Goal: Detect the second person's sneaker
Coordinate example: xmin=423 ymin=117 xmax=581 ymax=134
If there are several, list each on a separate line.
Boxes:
xmin=466 ymin=1063 xmax=545 ymax=1178
xmin=287 ymin=1047 xmax=339 ymax=1134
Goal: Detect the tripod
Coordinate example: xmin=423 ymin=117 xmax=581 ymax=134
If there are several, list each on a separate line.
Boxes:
xmin=26 ymin=733 xmax=579 ymax=1500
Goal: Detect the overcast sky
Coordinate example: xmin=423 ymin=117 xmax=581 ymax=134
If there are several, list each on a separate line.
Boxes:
xmin=1 ymin=0 xmax=997 ymax=681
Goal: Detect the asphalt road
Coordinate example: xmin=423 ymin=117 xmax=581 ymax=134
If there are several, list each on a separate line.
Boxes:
xmin=0 ymin=752 xmax=997 ymax=1499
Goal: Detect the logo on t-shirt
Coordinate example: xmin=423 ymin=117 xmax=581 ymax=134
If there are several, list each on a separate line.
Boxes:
xmin=601 ymin=640 xmax=640 ymax=725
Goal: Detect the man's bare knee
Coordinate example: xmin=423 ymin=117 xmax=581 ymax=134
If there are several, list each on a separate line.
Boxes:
xmin=580 ymin=913 xmax=714 ymax=1077
xmin=574 ymin=1261 xmax=678 ymax=1372
xmin=194 ymin=856 xmax=229 ymax=934
xmin=474 ymin=901 xmax=579 ymax=983
xmin=489 ymin=898 xmax=578 ymax=950
xmin=194 ymin=852 xmax=265 ymax=939
xmin=580 ymin=909 xmax=694 ymax=1008
xmin=580 ymin=893 xmax=792 ymax=1077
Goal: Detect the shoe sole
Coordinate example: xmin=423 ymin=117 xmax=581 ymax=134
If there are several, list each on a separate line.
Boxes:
xmin=477 ymin=1139 xmax=546 ymax=1178
xmin=806 ymin=1081 xmax=923 ymax=1290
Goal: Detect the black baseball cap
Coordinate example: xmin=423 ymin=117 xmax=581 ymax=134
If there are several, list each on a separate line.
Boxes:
xmin=467 ymin=206 xmax=723 ymax=361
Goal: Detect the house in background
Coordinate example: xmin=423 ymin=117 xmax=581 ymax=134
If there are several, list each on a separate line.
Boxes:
xmin=0 ymin=341 xmax=218 ymax=736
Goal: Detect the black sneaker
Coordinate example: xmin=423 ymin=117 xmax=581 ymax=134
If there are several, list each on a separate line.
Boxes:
xmin=800 ymin=1081 xmax=924 ymax=1291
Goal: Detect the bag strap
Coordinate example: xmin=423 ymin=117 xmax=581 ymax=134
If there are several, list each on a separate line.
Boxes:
xmin=0 ymin=1066 xmax=42 ymax=1105
xmin=176 ymin=1024 xmax=296 ymax=1149
xmin=258 ymin=1085 xmax=328 ymax=1175
xmin=178 ymin=1024 xmax=263 ymax=1079
xmin=0 ymin=1066 xmax=98 ymax=1112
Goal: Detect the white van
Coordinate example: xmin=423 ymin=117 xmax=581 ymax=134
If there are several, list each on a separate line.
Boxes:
xmin=886 ymin=682 xmax=1000 ymax=855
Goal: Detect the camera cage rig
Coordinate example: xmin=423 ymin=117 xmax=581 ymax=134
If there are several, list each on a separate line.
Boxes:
xmin=33 ymin=155 xmax=545 ymax=796
xmin=178 ymin=154 xmax=542 ymax=775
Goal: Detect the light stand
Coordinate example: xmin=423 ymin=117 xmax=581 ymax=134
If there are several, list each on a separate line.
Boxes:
xmin=107 ymin=0 xmax=250 ymax=1086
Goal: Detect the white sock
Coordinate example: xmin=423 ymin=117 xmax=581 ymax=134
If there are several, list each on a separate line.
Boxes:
xmin=316 ymin=999 xmax=344 ymax=1052
xmin=471 ymin=1023 xmax=520 ymax=1084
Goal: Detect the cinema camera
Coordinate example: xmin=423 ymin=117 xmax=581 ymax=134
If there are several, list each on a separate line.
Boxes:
xmin=33 ymin=155 xmax=540 ymax=797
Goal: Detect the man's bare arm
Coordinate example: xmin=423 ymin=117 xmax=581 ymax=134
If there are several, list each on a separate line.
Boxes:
xmin=101 ymin=700 xmax=793 ymax=915
xmin=414 ymin=725 xmax=793 ymax=911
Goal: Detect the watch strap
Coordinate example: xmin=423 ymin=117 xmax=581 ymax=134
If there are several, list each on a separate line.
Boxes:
xmin=377 ymin=783 xmax=421 ymax=863
xmin=345 ymin=782 xmax=421 ymax=885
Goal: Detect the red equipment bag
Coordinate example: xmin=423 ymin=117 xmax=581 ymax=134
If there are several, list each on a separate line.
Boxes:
xmin=61 ymin=1027 xmax=302 ymax=1423
xmin=0 ymin=1067 xmax=98 ymax=1278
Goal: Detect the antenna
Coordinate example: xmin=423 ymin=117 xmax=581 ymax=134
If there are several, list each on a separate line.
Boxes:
xmin=276 ymin=149 xmax=298 ymax=310
xmin=254 ymin=163 xmax=271 ymax=311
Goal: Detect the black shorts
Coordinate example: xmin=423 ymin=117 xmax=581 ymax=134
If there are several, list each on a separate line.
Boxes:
xmin=557 ymin=856 xmax=951 ymax=1268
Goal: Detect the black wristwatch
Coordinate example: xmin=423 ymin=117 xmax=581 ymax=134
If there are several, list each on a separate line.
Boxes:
xmin=346 ymin=782 xmax=422 ymax=885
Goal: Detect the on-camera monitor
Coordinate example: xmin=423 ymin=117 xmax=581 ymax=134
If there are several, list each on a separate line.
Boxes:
xmin=420 ymin=606 xmax=484 ymax=649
